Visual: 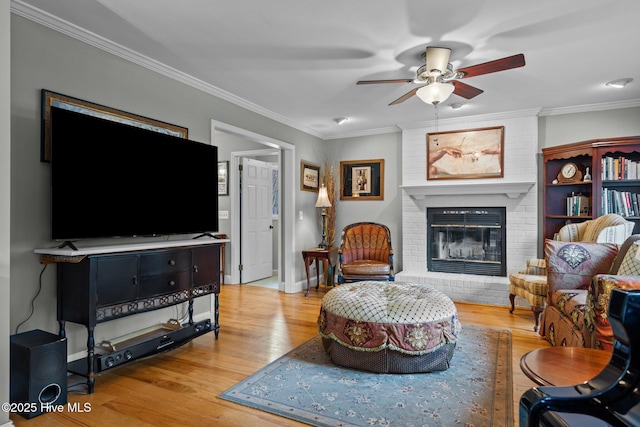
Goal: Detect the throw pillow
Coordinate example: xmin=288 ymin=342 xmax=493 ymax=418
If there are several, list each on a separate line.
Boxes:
xmin=616 ymin=241 xmax=640 ymax=276
xmin=545 ymin=240 xmax=618 ymax=292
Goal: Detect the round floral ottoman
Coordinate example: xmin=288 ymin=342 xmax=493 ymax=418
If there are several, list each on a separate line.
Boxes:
xmin=318 ymin=281 xmax=460 ymax=373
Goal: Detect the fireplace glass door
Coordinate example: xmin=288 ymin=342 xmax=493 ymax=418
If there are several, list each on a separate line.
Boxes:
xmin=427 ymin=208 xmax=506 ymax=276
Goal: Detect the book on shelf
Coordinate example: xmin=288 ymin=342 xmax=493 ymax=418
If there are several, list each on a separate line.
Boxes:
xmin=602 ymin=188 xmax=640 ymax=217
xmin=602 ymin=156 xmax=640 ymax=181
xmin=566 ymin=193 xmax=590 ymax=216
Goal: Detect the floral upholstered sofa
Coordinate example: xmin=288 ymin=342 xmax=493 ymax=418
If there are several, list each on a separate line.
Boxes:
xmin=538 ymin=235 xmax=640 ymax=350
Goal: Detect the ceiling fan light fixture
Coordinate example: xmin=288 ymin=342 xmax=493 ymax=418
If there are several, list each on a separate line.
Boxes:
xmin=333 ymin=117 xmax=348 ymax=125
xmin=416 ymin=82 xmax=455 ymax=105
xmin=606 ymin=78 xmax=633 ymax=88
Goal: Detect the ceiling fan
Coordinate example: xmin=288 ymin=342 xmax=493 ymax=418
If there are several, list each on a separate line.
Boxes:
xmin=357 ymin=47 xmax=525 ymax=106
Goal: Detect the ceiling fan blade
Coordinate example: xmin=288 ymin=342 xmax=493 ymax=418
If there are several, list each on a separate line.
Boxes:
xmin=357 ymin=79 xmax=414 ymax=85
xmin=389 ymin=87 xmax=420 ymax=105
xmin=451 ymin=81 xmax=484 ymax=99
xmin=457 ymin=54 xmax=525 ymax=78
xmin=425 ymin=47 xmax=451 ymax=73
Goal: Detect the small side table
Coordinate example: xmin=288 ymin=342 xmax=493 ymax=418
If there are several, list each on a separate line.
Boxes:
xmin=520 ymin=347 xmax=611 ymax=386
xmin=302 ymin=247 xmax=338 ymax=297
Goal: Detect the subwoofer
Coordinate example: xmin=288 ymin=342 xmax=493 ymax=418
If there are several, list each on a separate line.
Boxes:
xmin=10 ymin=329 xmax=67 ymax=419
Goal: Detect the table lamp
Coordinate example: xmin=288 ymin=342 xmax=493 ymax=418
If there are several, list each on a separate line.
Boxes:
xmin=315 ymin=184 xmax=332 ymax=248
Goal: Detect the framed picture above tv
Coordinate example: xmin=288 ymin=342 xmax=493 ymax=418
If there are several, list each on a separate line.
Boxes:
xmin=41 ymin=89 xmax=189 ymax=162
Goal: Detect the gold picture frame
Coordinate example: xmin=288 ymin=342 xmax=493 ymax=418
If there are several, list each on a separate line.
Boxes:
xmin=301 ymin=161 xmax=321 ymax=192
xmin=41 ymin=89 xmax=188 ymax=162
xmin=340 ymin=159 xmax=384 ymax=201
xmin=427 ymin=126 xmax=504 ymax=180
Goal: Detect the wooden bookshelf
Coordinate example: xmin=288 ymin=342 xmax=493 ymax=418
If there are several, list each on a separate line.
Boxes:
xmin=543 ymin=136 xmax=640 ymax=242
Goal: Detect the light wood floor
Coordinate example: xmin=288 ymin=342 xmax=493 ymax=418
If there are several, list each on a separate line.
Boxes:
xmin=11 ymin=284 xmax=550 ymax=427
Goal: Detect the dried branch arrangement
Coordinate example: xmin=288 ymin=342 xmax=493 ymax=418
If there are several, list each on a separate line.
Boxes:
xmin=323 ymin=160 xmax=337 ymax=246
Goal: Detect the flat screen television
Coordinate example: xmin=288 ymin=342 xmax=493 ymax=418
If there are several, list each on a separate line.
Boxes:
xmin=50 ymin=106 xmax=219 ymax=242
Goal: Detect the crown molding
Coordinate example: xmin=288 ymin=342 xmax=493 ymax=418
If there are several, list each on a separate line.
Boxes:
xmin=333 ymin=98 xmax=640 ymax=136
xmin=10 ymin=0 xmax=325 ymax=140
xmin=397 ymin=108 xmax=542 ymax=130
xmin=538 ymin=99 xmax=640 ymax=116
xmin=321 ymin=125 xmax=400 ymax=140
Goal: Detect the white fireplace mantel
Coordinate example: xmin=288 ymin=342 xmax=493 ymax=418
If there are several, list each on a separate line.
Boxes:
xmin=400 ymin=181 xmax=535 ymax=199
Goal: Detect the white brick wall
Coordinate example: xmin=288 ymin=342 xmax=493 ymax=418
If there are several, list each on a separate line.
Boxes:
xmin=396 ymin=112 xmax=539 ymax=306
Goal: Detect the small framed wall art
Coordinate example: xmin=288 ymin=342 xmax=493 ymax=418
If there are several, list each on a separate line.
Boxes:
xmin=218 ymin=161 xmax=229 ymax=195
xmin=340 ymin=159 xmax=384 ymax=201
xmin=301 ymin=161 xmax=320 ymax=192
xmin=427 ymin=126 xmax=504 ymax=180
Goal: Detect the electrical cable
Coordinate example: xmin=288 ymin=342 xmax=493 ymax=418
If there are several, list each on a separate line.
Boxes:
xmin=15 ymin=263 xmax=47 ymax=334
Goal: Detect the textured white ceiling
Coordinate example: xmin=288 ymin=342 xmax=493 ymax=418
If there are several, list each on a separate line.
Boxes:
xmin=14 ymin=0 xmax=640 ymax=139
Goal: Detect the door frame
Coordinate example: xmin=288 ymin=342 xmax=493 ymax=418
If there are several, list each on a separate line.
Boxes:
xmin=211 ymin=120 xmax=296 ymax=293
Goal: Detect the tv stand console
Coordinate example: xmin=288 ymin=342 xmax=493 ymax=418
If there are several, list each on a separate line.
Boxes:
xmin=35 ymin=238 xmax=226 ymax=393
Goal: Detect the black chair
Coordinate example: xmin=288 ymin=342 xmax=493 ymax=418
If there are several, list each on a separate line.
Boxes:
xmin=519 ymin=288 xmax=640 ymax=426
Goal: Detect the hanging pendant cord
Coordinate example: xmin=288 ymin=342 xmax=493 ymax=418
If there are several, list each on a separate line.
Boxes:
xmin=434 ymin=103 xmax=440 ymax=144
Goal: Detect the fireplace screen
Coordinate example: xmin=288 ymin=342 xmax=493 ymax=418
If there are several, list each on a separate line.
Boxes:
xmin=427 ymin=208 xmax=506 ymax=277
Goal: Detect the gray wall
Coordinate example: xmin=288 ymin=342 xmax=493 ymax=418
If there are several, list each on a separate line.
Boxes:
xmin=1 ymin=2 xmax=11 ymax=425
xmin=9 ymin=15 xmax=325 ymax=356
xmin=326 ymin=132 xmax=403 ymax=272
xmin=539 ymin=107 xmax=640 ymax=149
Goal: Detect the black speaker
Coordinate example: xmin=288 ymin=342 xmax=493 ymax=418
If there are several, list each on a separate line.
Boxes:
xmin=10 ymin=329 xmax=67 ymax=419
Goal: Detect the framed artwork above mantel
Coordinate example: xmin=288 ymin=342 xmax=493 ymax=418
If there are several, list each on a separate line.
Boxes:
xmin=427 ymin=126 xmax=504 ymax=180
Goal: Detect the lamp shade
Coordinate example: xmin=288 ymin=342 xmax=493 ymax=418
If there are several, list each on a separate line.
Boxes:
xmin=315 ymin=185 xmax=332 ymax=207
xmin=416 ymin=82 xmax=455 ymax=105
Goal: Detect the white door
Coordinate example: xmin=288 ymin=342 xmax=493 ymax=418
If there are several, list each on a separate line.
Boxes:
xmin=241 ymin=157 xmax=273 ymax=283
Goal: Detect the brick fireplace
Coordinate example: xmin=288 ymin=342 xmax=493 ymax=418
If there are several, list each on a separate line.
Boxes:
xmin=396 ymin=111 xmax=539 ymax=306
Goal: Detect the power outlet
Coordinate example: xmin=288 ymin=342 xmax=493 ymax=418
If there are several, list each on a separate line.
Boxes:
xmin=299 ymin=211 xmax=304 ymax=220
xmin=219 ymin=210 xmax=229 ymax=219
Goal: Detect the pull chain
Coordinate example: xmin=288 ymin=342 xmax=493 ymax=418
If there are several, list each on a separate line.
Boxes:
xmin=434 ymin=103 xmax=439 ymax=145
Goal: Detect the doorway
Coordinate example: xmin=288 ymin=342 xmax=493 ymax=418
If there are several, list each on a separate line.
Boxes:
xmin=211 ymin=120 xmax=296 ymax=293
xmin=239 ymin=156 xmax=274 ymax=284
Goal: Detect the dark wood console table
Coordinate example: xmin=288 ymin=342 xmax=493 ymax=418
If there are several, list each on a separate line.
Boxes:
xmin=213 ymin=233 xmax=227 ymax=285
xmin=520 ymin=346 xmax=611 ymax=386
xmin=35 ymin=238 xmax=226 ymax=393
xmin=302 ymin=247 xmax=338 ymax=297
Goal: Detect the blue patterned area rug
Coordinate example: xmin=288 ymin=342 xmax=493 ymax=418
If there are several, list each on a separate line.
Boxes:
xmin=219 ymin=325 xmax=513 ymax=426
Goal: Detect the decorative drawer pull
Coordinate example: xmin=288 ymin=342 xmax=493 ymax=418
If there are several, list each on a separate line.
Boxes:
xmin=169 ymin=260 xmax=176 ymax=266
xmin=132 ymin=275 xmax=137 ymax=285
xmin=169 ymin=280 xmax=176 ymax=286
xmin=193 ymin=265 xmax=199 ymax=273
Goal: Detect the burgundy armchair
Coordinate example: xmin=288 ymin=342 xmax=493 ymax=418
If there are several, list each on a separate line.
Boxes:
xmin=337 ymin=222 xmax=394 ymax=284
